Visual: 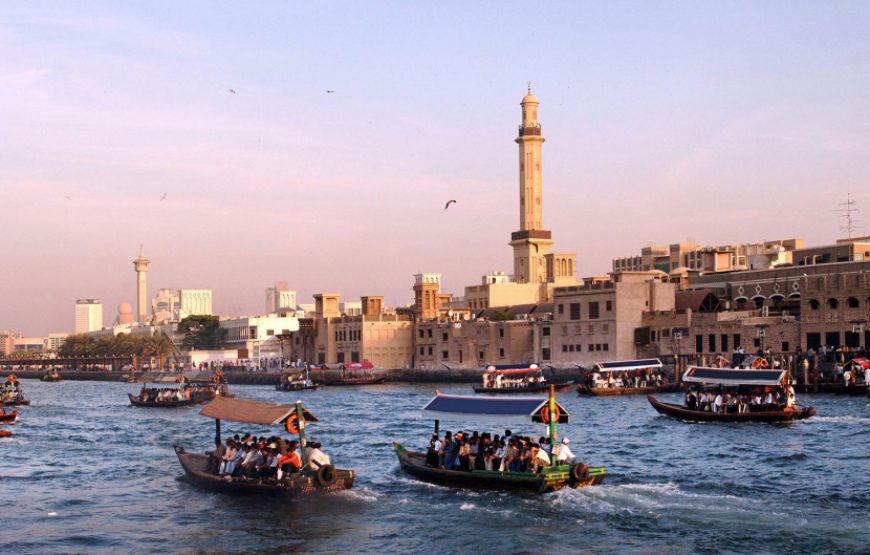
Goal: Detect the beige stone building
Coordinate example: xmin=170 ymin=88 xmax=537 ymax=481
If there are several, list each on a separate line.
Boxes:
xmin=613 ymin=239 xmax=803 ymax=274
xmin=289 ymin=294 xmax=414 ymax=368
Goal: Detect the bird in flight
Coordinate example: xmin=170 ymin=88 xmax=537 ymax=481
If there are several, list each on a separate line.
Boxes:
xmin=229 ymin=88 xmax=236 ymax=94
xmin=160 ymin=193 xmax=168 ymax=202
xmin=64 ymin=195 xmax=71 ymax=200
xmin=325 ymin=90 xmax=334 ymax=94
xmin=444 ymin=200 xmax=457 ymax=210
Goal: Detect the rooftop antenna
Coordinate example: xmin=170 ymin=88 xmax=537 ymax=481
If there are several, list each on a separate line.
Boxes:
xmin=836 ymin=191 xmax=862 ymax=239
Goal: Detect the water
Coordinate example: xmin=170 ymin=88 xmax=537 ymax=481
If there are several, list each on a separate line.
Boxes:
xmin=2 ymin=381 xmax=869 ymax=554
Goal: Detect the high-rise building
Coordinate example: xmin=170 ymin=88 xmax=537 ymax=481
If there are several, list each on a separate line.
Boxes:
xmin=133 ymin=245 xmax=150 ymax=324
xmin=151 ymin=289 xmax=180 ymax=323
xmin=0 ymin=330 xmax=19 ymax=356
xmin=75 ymin=299 xmax=103 ymax=333
xmin=179 ymin=289 xmax=213 ymax=319
xmin=266 ymin=281 xmax=297 ymax=313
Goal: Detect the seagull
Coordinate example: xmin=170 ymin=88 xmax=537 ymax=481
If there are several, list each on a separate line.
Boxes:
xmin=325 ymin=90 xmax=334 ymax=94
xmin=160 ymin=193 xmax=167 ymax=202
xmin=444 ymin=199 xmax=457 ymax=210
xmin=64 ymin=196 xmax=71 ymax=200
xmin=228 ymin=88 xmax=236 ymax=94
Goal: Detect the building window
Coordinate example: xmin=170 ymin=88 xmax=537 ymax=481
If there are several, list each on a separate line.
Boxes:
xmin=337 ymin=352 xmax=345 ymax=363
xmin=266 ymin=329 xmax=274 ymax=336
xmin=427 ymin=329 xmax=433 ymax=338
xmin=651 ymin=330 xmax=657 ymax=342
xmin=442 ymin=350 xmax=449 ymax=359
xmin=603 ymin=344 xmax=609 ymax=351
xmin=603 ymin=324 xmax=609 ymax=333
xmin=499 ymin=328 xmax=504 ymax=338
xmin=499 ymin=348 xmax=505 ymax=358
xmin=428 ymin=346 xmax=433 ymax=356
xmin=847 ymin=297 xmax=859 ymax=308
xmin=478 ymin=351 xmax=485 ymax=361
xmin=606 ymin=300 xmax=612 ymax=311
xmin=695 ymin=335 xmax=703 ymax=353
xmin=419 ymin=347 xmax=425 ymax=355
xmin=827 ymin=298 xmax=839 ymax=309
xmin=568 ymin=345 xmax=575 ymax=352
xmin=733 ymin=334 xmax=741 ymax=349
xmin=721 ymin=334 xmax=728 ymax=352
xmin=588 ymin=344 xmax=594 ymax=352
xmin=708 ymin=334 xmax=716 ymax=352
xmin=808 ymin=299 xmax=820 ymax=310
xmin=589 ymin=302 xmax=600 ymax=319
xmin=542 ymin=326 xmax=551 ymax=337
xmin=542 ymin=348 xmax=551 ymax=361
xmin=575 ymin=344 xmax=582 ymax=352
xmin=569 ymin=303 xmax=581 ymax=320
xmin=558 ymin=304 xmax=564 ymax=315
xmin=351 ymin=351 xmax=360 ymax=363
xmin=442 ymin=332 xmax=448 ymax=342
xmin=781 ymin=342 xmax=790 ymax=352
xmin=562 ymin=345 xmax=568 ymax=352
xmin=419 ymin=329 xmax=424 ymax=338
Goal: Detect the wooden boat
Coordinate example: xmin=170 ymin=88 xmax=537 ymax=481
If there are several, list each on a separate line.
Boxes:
xmin=648 ymin=366 xmax=816 ymax=423
xmin=0 ymin=410 xmax=18 ymax=424
xmin=473 ymin=364 xmax=572 ymax=394
xmin=578 ymin=359 xmax=675 ymax=396
xmin=394 ymin=388 xmax=606 ymax=493
xmin=174 ymin=396 xmax=355 ymax=497
xmin=1 ymin=375 xmax=28 ymax=406
xmin=128 ymin=393 xmax=196 ymax=408
xmin=0 ymin=430 xmax=12 ymax=438
xmin=648 ymin=396 xmax=816 ymax=422
xmin=1 ymin=399 xmax=29 ymax=407
xmin=41 ymin=370 xmax=62 ymax=382
xmin=276 ymin=370 xmax=319 ymax=391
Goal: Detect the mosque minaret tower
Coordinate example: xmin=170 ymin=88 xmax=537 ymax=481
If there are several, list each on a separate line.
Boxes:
xmin=133 ymin=245 xmax=150 ymax=324
xmin=510 ymin=84 xmax=553 ymax=284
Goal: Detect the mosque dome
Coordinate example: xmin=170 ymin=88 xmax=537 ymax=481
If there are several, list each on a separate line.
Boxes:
xmin=118 ymin=302 xmax=133 ymax=315
xmin=522 ymin=89 xmax=538 ymax=104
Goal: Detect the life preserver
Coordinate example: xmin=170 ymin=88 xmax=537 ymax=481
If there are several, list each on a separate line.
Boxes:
xmin=539 ymin=405 xmax=560 ymax=424
xmin=177 ymin=376 xmax=185 ymax=383
xmin=757 ymin=359 xmax=769 ymax=369
xmin=315 ymin=464 xmax=337 ymax=487
xmin=285 ymin=413 xmax=301 ymax=435
xmin=215 ymin=369 xmax=222 ymax=377
xmin=6 ymin=375 xmax=17 ymax=384
xmin=570 ymin=462 xmax=589 ymax=483
xmin=212 ymin=376 xmax=220 ymax=384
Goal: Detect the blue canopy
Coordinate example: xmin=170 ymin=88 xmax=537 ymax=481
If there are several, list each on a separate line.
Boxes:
xmin=421 ymin=394 xmax=569 ymax=424
xmin=594 ymin=359 xmax=663 ymax=373
xmin=683 ymin=366 xmax=786 ymax=386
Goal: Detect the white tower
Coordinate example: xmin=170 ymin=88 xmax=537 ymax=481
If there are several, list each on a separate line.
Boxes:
xmin=133 ymin=245 xmax=150 ymax=324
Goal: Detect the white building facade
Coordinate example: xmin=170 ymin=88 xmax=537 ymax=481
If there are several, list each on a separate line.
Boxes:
xmin=75 ymin=299 xmax=103 ymax=333
xmin=179 ymin=289 xmax=213 ymax=319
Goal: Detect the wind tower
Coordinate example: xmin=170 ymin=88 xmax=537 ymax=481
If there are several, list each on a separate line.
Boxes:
xmin=510 ymin=84 xmax=553 ymax=283
xmin=133 ymin=245 xmax=151 ymax=324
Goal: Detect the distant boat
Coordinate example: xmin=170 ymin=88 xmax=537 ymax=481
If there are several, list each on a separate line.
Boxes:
xmin=577 ymin=359 xmax=677 ymax=396
xmin=473 ymin=364 xmax=573 ymax=394
xmin=41 ymin=369 xmax=62 ymax=382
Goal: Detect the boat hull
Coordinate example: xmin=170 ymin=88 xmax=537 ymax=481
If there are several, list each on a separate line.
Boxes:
xmin=173 ymin=445 xmax=354 ymax=496
xmin=393 ymin=442 xmax=604 ymax=494
xmin=0 ymin=430 xmax=11 ymax=438
xmin=473 ymin=381 xmax=573 ymax=394
xmin=128 ymin=393 xmax=197 ymax=408
xmin=647 ymin=396 xmax=816 ymax=423
xmin=275 ymin=384 xmax=320 ymax=391
xmin=0 ymin=411 xmax=18 ymax=424
xmin=577 ymin=383 xmax=678 ymax=396
xmin=324 ymin=377 xmax=386 ymax=386
xmin=1 ymin=400 xmax=29 ymax=407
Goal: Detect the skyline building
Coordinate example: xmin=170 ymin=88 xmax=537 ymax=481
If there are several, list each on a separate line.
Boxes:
xmin=133 ymin=245 xmax=150 ymax=324
xmin=179 ymin=289 xmax=213 ymax=319
xmin=265 ymin=281 xmax=297 ymax=313
xmin=75 ymin=299 xmax=103 ymax=333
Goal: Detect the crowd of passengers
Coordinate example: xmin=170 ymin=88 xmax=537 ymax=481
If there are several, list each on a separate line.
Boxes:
xmin=208 ymin=433 xmax=331 ymax=483
xmin=425 ymin=429 xmax=576 ymax=473
xmin=587 ymin=370 xmax=666 ymax=389
xmin=684 ymin=385 xmax=796 ymax=413
xmin=137 ymin=387 xmax=190 ymax=403
xmin=0 ymin=384 xmax=25 ymax=403
xmin=483 ymin=374 xmax=546 ymax=389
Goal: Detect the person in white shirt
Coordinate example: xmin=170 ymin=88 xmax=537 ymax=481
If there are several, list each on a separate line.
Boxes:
xmin=843 ymin=368 xmax=852 ymax=387
xmin=864 ymin=367 xmax=870 ymax=387
xmin=713 ymin=393 xmax=723 ymax=413
xmin=307 ymin=441 xmax=331 ymax=469
xmin=786 ymin=384 xmax=796 ymax=408
xmin=553 ymin=437 xmax=575 ymax=465
xmin=529 ymin=444 xmax=551 ymax=473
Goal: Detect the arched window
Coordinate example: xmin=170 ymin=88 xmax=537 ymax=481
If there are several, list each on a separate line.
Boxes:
xmin=809 ymin=299 xmax=820 ymax=310
xmin=827 ymin=298 xmax=839 ymax=309
xmin=753 ymin=297 xmax=765 ymax=309
xmin=847 ymin=297 xmax=859 ymax=308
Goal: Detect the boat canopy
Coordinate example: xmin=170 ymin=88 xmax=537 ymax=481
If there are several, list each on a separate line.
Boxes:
xmin=683 ymin=366 xmax=787 ymax=386
xmin=200 ymin=396 xmax=319 ymax=425
xmin=483 ymin=364 xmax=541 ymax=375
xmin=593 ymin=359 xmax=663 ymax=373
xmin=846 ymin=358 xmax=870 ymax=370
xmin=421 ymin=394 xmax=569 ymax=424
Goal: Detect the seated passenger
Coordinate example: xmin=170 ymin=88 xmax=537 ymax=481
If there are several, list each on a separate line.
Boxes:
xmin=425 ymin=434 xmax=441 ymax=467
xmin=307 ymin=441 xmax=331 ymax=469
xmin=220 ymin=439 xmax=237 ymax=475
xmin=529 ymin=444 xmax=551 ymax=473
xmin=277 ymin=440 xmax=302 ymax=481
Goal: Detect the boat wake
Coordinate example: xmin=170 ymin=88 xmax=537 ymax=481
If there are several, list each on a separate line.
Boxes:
xmin=809 ymin=415 xmax=870 ymax=425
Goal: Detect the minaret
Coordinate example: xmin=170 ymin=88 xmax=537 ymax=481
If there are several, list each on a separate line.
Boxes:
xmin=133 ymin=245 xmax=150 ymax=324
xmin=510 ymin=85 xmax=552 ymax=284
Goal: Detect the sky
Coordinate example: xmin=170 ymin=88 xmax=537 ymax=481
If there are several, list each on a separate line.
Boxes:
xmin=1 ymin=1 xmax=869 ymax=336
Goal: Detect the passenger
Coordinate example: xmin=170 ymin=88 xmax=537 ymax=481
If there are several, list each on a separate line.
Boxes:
xmin=425 ymin=434 xmax=441 ymax=467
xmin=553 ymin=437 xmax=575 ymax=465
xmin=210 ymin=438 xmax=226 ymax=474
xmin=457 ymin=438 xmax=471 ymax=471
xmin=712 ymin=392 xmax=723 ymax=413
xmin=220 ymin=439 xmax=237 ymax=475
xmin=503 ymin=439 xmax=519 ymax=472
xmin=492 ymin=441 xmax=505 ymax=471
xmin=277 ymin=440 xmax=302 ymax=482
xmin=307 ymin=441 xmax=331 ymax=469
xmin=444 ymin=432 xmax=461 ymax=470
xmin=529 ymin=444 xmax=551 ymax=473
xmin=439 ymin=431 xmax=452 ymax=468
xmin=257 ymin=446 xmax=279 ymax=480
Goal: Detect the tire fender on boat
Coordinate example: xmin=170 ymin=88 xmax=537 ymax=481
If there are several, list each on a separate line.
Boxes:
xmin=316 ymin=464 xmax=337 ymax=487
xmin=570 ymin=462 xmax=589 ymax=483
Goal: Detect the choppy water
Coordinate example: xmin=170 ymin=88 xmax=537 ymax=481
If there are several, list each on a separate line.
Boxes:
xmin=2 ymin=380 xmax=869 ymax=554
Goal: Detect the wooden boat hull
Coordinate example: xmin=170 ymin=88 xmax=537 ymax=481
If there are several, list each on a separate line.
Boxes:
xmin=275 ymin=384 xmax=320 ymax=391
xmin=393 ymin=442 xmax=604 ymax=494
xmin=577 ymin=383 xmax=679 ymax=396
xmin=323 ymin=377 xmax=386 ymax=386
xmin=41 ymin=375 xmax=62 ymax=382
xmin=473 ymin=381 xmax=574 ymax=394
xmin=0 ymin=430 xmax=12 ymax=438
xmin=1 ymin=400 xmax=30 ymax=407
xmin=128 ymin=393 xmax=197 ymax=408
xmin=173 ymin=445 xmax=354 ymax=496
xmin=0 ymin=411 xmax=18 ymax=424
xmin=647 ymin=396 xmax=816 ymax=423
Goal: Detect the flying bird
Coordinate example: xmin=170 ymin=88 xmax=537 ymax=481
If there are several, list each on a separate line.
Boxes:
xmin=228 ymin=88 xmax=236 ymax=94
xmin=325 ymin=90 xmax=335 ymax=94
xmin=444 ymin=200 xmax=457 ymax=210
xmin=64 ymin=196 xmax=71 ymax=200
xmin=160 ymin=193 xmax=167 ymax=202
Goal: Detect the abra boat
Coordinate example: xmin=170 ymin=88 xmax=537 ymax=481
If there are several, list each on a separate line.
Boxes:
xmin=174 ymin=396 xmax=355 ymax=496
xmin=276 ymin=368 xmax=319 ymax=391
xmin=128 ymin=380 xmax=197 ymax=408
xmin=648 ymin=366 xmax=816 ymax=423
xmin=394 ymin=388 xmax=605 ymax=493
xmin=312 ymin=362 xmax=386 ymax=386
xmin=41 ymin=369 xmax=62 ymax=382
xmin=0 ymin=430 xmax=12 ymax=438
xmin=577 ymin=359 xmax=677 ymax=396
xmin=1 ymin=375 xmax=29 ymax=406
xmin=473 ymin=364 xmax=573 ymax=394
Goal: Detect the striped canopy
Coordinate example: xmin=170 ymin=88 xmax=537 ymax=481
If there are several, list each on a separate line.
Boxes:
xmin=593 ymin=359 xmax=663 ymax=373
xmin=421 ymin=394 xmax=569 ymax=424
xmin=683 ymin=366 xmax=786 ymax=386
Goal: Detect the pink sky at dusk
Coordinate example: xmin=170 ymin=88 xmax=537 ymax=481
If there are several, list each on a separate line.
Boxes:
xmin=1 ymin=2 xmax=869 ymax=336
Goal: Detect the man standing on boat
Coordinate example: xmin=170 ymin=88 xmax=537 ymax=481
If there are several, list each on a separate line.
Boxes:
xmin=552 ymin=438 xmax=575 ymax=465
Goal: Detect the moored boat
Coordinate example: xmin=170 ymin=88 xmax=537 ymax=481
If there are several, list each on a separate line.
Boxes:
xmin=174 ymin=396 xmax=354 ymax=496
xmin=394 ymin=388 xmax=605 ymax=493
xmin=311 ymin=362 xmax=386 ymax=386
xmin=473 ymin=364 xmax=573 ymax=394
xmin=41 ymin=369 xmax=62 ymax=382
xmin=577 ymin=359 xmax=676 ymax=396
xmin=1 ymin=375 xmax=29 ymax=406
xmin=128 ymin=393 xmax=197 ymax=408
xmin=648 ymin=366 xmax=816 ymax=423
xmin=276 ymin=368 xmax=319 ymax=391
